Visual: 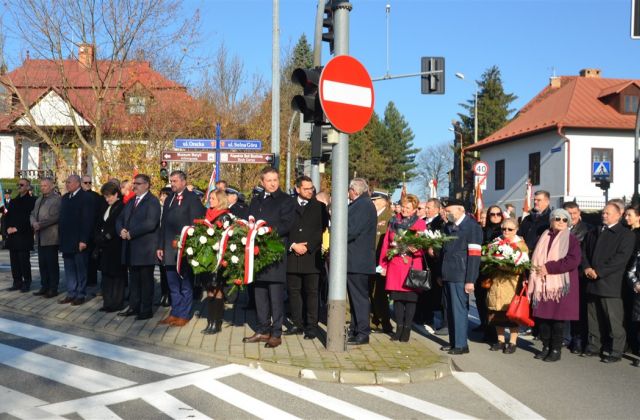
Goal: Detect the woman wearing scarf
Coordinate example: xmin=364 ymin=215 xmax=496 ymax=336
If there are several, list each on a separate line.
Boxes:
xmin=486 ymin=217 xmax=528 ymax=354
xmin=200 ymin=189 xmax=233 ymax=335
xmin=528 ymin=208 xmax=582 ymax=362
xmin=379 ymin=194 xmax=426 ymax=342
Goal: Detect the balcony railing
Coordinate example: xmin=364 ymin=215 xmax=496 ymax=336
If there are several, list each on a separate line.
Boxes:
xmin=19 ymin=169 xmax=55 ymax=180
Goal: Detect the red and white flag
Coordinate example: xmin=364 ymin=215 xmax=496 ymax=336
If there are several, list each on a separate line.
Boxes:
xmin=522 ymin=179 xmax=533 ymax=216
xmin=474 ymin=180 xmax=484 ymax=220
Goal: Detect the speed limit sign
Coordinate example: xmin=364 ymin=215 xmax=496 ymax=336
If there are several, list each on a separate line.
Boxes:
xmin=473 ymin=161 xmax=489 ymax=176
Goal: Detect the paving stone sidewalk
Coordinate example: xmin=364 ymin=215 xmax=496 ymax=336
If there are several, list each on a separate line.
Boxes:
xmin=0 ymin=258 xmax=450 ymax=384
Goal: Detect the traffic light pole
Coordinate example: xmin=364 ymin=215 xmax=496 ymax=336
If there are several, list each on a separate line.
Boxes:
xmin=326 ymin=0 xmax=351 ymax=353
xmin=309 ymin=0 xmax=325 ymax=192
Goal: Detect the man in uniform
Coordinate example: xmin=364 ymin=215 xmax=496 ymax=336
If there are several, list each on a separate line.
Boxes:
xmin=370 ymin=191 xmax=393 ymax=333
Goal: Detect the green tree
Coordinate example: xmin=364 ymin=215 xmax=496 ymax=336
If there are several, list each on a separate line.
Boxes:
xmin=349 ymin=112 xmax=387 ymax=187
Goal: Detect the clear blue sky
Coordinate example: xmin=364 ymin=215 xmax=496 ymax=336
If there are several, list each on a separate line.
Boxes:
xmin=4 ymin=0 xmax=640 ymax=194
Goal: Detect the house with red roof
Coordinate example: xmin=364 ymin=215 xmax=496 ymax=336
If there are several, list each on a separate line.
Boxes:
xmin=0 ymin=44 xmax=202 ymax=180
xmin=466 ymin=68 xmax=640 ymax=213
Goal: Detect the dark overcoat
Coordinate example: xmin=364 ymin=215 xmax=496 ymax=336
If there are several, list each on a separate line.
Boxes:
xmin=517 ymin=208 xmax=551 ymax=252
xmin=583 ymin=223 xmax=635 ymax=298
xmin=286 ymin=197 xmax=328 ymax=274
xmin=248 ymin=189 xmax=296 ymax=283
xmin=347 ymin=192 xmax=377 ymax=275
xmin=440 ymin=214 xmax=483 ymax=284
xmin=59 ymin=189 xmax=95 ymax=254
xmin=4 ymin=193 xmax=36 ymax=251
xmin=158 ymin=190 xmax=205 ymax=265
xmin=95 ymin=200 xmax=125 ymax=276
xmin=116 ymin=193 xmax=161 ymax=266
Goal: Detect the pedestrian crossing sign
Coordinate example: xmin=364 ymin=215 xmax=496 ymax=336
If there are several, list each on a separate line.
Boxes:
xmin=592 ymin=161 xmax=611 ymax=177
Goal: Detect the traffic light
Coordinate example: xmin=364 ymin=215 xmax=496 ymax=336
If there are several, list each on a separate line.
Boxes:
xmin=311 ymin=124 xmax=337 ymax=163
xmin=633 ymin=0 xmax=640 ymax=39
xmin=160 ymin=161 xmax=168 ymax=180
xmin=596 ymin=178 xmax=610 ymax=191
xmin=421 ymin=57 xmax=445 ymax=94
xmin=322 ymin=0 xmax=335 ymax=54
xmin=291 ymin=66 xmax=324 ymax=123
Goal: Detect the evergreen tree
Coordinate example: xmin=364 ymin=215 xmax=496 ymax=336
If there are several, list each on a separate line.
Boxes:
xmin=349 ymin=112 xmax=387 ymax=188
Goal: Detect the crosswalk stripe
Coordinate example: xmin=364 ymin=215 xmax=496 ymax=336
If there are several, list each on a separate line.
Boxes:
xmin=8 ymin=407 xmax=67 ymax=420
xmin=356 ymin=386 xmax=478 ymax=420
xmin=142 ymin=392 xmax=212 ymax=420
xmin=453 ymin=372 xmax=545 ymax=420
xmin=0 ymin=343 xmax=136 ymax=393
xmin=77 ymin=406 xmax=124 ymax=420
xmin=0 ymin=384 xmax=47 ymax=413
xmin=0 ymin=317 xmax=208 ymax=376
xmin=240 ymin=367 xmax=392 ymax=420
xmin=195 ymin=379 xmax=300 ymax=420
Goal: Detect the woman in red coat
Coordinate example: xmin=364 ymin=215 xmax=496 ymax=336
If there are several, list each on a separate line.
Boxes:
xmin=379 ymin=194 xmax=426 ymax=342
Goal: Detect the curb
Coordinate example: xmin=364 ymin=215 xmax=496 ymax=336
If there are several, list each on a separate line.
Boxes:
xmin=0 ymin=300 xmax=453 ymax=385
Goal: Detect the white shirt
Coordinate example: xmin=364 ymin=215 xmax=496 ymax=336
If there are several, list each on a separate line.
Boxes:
xmin=455 ymin=214 xmax=466 ymax=226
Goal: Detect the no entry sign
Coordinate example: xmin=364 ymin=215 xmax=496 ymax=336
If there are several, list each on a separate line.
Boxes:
xmin=319 ymin=55 xmax=374 ymax=134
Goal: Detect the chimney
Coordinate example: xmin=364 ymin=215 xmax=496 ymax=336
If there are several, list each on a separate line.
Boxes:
xmin=78 ymin=44 xmax=95 ymax=68
xmin=579 ymin=68 xmax=601 ymax=78
xmin=550 ymin=76 xmax=561 ymax=89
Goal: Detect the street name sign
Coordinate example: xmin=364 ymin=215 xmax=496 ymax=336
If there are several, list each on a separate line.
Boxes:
xmin=220 ymin=152 xmax=274 ymax=164
xmin=174 ymin=138 xmax=262 ymax=150
xmin=162 ymin=151 xmax=274 ymax=164
xmin=162 ymin=151 xmax=216 ymax=162
xmin=319 ymin=55 xmax=374 ymax=134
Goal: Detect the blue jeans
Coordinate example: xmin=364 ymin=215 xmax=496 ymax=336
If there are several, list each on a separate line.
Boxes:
xmin=166 ymin=266 xmax=193 ymax=319
xmin=443 ymin=282 xmax=470 ymax=348
xmin=63 ymin=252 xmax=88 ymax=299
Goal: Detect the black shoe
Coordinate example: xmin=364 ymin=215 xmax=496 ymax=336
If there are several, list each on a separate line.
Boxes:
xmin=448 ymin=347 xmax=470 ymax=355
xmin=569 ymin=340 xmax=583 ymax=354
xmin=20 ymin=286 xmax=31 ymax=293
xmin=347 ymin=335 xmax=369 ymax=345
xmin=544 ymin=349 xmax=561 ymax=362
xmin=303 ymin=328 xmax=317 ymax=340
xmin=534 ymin=346 xmax=550 ymax=360
xmin=284 ymin=326 xmax=303 ymax=335
xmin=45 ymin=290 xmax=58 ymax=298
xmin=71 ymin=298 xmax=85 ymax=306
xmin=503 ymin=343 xmax=517 ymax=354
xmin=33 ymin=289 xmax=47 ymax=296
xmin=490 ymin=342 xmax=505 ymax=351
xmin=581 ymin=347 xmax=599 ymax=358
xmin=135 ymin=313 xmax=153 ymax=320
xmin=160 ymin=295 xmax=170 ymax=307
xmin=7 ymin=286 xmax=21 ymax=291
xmin=118 ymin=309 xmax=137 ymax=317
xmin=633 ymin=358 xmax=640 ymax=367
xmin=601 ymin=355 xmax=622 ymax=364
xmin=399 ymin=326 xmax=411 ymax=342
xmin=440 ymin=345 xmax=452 ymax=352
xmin=99 ymin=307 xmax=109 ymax=312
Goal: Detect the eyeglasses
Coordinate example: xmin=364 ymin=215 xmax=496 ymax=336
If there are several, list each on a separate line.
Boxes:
xmin=18 ymin=183 xmax=27 ymax=187
xmin=554 ymin=217 xmax=568 ymax=223
xmin=82 ymin=181 xmax=92 ymax=185
xmin=502 ymin=227 xmax=516 ymax=232
xmin=489 ymin=212 xmax=502 ymax=216
xmin=418 ymin=207 xmax=425 ymax=210
xmin=133 ymin=182 xmax=146 ymax=185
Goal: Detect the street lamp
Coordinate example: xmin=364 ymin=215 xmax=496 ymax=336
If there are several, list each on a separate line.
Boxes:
xmin=455 ymin=72 xmax=478 ymax=146
xmin=448 ymin=126 xmax=464 ymax=190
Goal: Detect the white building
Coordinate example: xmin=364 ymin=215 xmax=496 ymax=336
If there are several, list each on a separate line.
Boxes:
xmin=467 ymin=69 xmax=640 ymax=214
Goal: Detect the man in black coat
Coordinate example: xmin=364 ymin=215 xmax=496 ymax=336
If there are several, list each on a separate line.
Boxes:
xmin=157 ymin=170 xmax=205 ymax=326
xmin=517 ymin=190 xmax=552 ymax=252
xmin=81 ymin=175 xmax=105 ymax=288
xmin=4 ymin=179 xmax=36 ymax=292
xmin=285 ymin=176 xmax=328 ymax=340
xmin=226 ymin=187 xmax=248 ymax=219
xmin=243 ymin=167 xmax=296 ymax=349
xmin=346 ymin=178 xmax=377 ymax=345
xmin=58 ymin=175 xmax=96 ymax=305
xmin=117 ymin=174 xmax=161 ymax=320
xmin=582 ymin=202 xmax=634 ymax=362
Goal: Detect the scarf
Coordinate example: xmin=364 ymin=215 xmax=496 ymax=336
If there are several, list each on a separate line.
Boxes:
xmin=388 ymin=214 xmax=418 ymax=233
xmin=528 ymin=229 xmax=571 ymax=306
xmin=206 ymin=208 xmax=229 ymax=223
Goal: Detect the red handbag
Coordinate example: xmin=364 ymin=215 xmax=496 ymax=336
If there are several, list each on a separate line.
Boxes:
xmin=506 ymin=283 xmax=535 ymax=327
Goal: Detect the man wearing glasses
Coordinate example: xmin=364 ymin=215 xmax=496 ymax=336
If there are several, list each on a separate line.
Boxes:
xmin=117 ymin=174 xmax=161 ymax=320
xmin=518 ymin=190 xmax=552 ymax=252
xmin=4 ymin=179 xmax=36 ymax=292
xmin=58 ymin=175 xmax=96 ymax=305
xmin=81 ymin=175 xmax=104 ymax=290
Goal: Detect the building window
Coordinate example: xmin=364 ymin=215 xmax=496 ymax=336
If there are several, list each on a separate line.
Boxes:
xmin=128 ymin=96 xmax=146 ymax=115
xmin=624 ymin=95 xmax=639 ymax=114
xmin=528 ymin=152 xmax=540 ymax=186
xmin=0 ymin=84 xmax=8 ymax=114
xmin=591 ymin=148 xmax=613 ymax=182
xmin=495 ymin=159 xmax=505 ymax=190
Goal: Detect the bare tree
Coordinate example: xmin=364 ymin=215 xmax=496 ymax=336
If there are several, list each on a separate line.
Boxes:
xmin=2 ymin=0 xmax=201 ymax=181
xmin=415 ymin=142 xmax=453 ymax=198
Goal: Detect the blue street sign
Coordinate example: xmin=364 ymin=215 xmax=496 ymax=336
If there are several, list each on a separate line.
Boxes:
xmin=592 ymin=161 xmax=611 ymax=177
xmin=174 ymin=138 xmax=262 ymax=150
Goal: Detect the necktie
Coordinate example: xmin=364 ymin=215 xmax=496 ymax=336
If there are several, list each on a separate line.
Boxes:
xmin=300 ymin=200 xmax=307 ymax=206
xmin=134 ymin=197 xmax=141 ymax=207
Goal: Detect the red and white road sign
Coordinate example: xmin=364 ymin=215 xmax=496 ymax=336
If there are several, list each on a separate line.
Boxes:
xmin=473 ymin=161 xmax=489 ymax=176
xmin=319 ymin=55 xmax=374 ymax=134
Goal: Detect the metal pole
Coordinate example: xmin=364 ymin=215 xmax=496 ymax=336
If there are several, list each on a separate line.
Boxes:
xmin=385 ymin=3 xmax=390 ymax=78
xmin=326 ymin=0 xmax=351 ymax=353
xmin=215 ymin=122 xmax=221 ymax=182
xmin=271 ymin=0 xmax=280 ymax=170
xmin=474 ymin=88 xmax=478 ymax=144
xmin=311 ymin=1 xmax=324 ymax=192
xmin=286 ymin=112 xmax=296 ymax=191
xmin=459 ymin=132 xmax=464 ymax=190
xmin=633 ymin=102 xmax=640 ymax=204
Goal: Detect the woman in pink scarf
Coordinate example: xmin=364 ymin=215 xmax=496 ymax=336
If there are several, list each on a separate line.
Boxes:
xmin=528 ymin=208 xmax=582 ymax=362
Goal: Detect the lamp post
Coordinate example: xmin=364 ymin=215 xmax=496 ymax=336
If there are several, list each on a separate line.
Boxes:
xmin=455 ymin=72 xmax=478 ymax=146
xmin=448 ymin=126 xmax=464 ymax=193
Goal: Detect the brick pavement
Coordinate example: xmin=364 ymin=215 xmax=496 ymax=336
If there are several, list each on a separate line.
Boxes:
xmin=0 ymin=255 xmax=450 ymax=384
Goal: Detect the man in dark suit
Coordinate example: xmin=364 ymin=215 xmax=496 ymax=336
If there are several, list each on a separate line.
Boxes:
xmin=116 ymin=174 xmax=161 ymax=320
xmin=58 ymin=175 xmax=95 ymax=305
xmin=4 ymin=179 xmax=36 ymax=292
xmin=243 ymin=166 xmax=296 ymax=348
xmin=285 ymin=175 xmax=328 ymax=340
xmin=582 ymin=202 xmax=634 ymax=363
xmin=157 ymin=170 xmax=205 ymax=326
xmin=370 ymin=191 xmax=393 ymax=333
xmin=518 ymin=190 xmax=552 ymax=252
xmin=81 ymin=175 xmax=104 ymax=289
xmin=346 ymin=178 xmax=377 ymax=345
xmin=439 ymin=198 xmax=483 ymax=355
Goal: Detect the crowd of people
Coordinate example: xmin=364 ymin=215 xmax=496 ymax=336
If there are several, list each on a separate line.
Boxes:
xmin=1 ymin=171 xmax=639 ymax=363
